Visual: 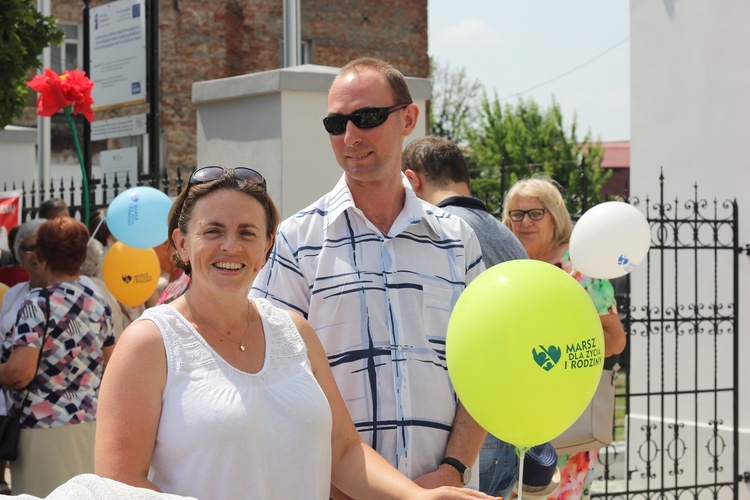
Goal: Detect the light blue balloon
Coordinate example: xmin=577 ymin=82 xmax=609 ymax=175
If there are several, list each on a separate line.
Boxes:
xmin=106 ymin=187 xmax=172 ymax=249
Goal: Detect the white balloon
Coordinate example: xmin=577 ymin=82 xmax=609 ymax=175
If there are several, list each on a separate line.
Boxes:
xmin=569 ymin=202 xmax=651 ymax=279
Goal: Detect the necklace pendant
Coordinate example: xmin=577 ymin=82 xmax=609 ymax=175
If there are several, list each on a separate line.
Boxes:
xmin=240 ymin=344 xmax=246 ymax=351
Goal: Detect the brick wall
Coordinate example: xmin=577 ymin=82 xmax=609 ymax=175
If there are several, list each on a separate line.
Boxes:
xmin=26 ymin=0 xmax=428 ymax=178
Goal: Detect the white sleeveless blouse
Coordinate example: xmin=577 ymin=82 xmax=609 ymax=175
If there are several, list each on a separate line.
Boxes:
xmin=141 ymin=299 xmax=333 ymax=499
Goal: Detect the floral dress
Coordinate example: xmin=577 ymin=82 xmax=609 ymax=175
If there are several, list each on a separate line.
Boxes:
xmin=549 ymin=250 xmax=617 ymax=500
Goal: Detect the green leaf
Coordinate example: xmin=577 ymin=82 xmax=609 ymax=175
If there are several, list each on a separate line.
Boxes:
xmin=0 ymin=0 xmax=64 ymax=128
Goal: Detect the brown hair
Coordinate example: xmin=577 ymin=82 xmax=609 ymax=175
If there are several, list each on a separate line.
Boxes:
xmin=36 ymin=218 xmax=90 ymax=275
xmin=401 ymin=136 xmax=471 ymax=187
xmin=168 ymin=168 xmax=280 ymax=276
xmin=336 ymin=57 xmax=413 ymax=106
xmin=88 ymin=208 xmax=113 ymax=247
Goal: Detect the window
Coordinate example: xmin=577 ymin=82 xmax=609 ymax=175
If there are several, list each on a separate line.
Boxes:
xmin=51 ymin=23 xmax=81 ymax=73
xmin=280 ymin=40 xmax=314 ymax=66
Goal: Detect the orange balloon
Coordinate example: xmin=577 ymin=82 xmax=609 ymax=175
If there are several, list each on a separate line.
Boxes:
xmin=102 ymin=242 xmax=160 ymax=307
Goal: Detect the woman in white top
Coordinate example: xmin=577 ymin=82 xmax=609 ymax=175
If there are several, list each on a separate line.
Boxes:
xmin=95 ymin=167 xmax=492 ymax=500
xmin=0 ymin=219 xmax=47 ymax=339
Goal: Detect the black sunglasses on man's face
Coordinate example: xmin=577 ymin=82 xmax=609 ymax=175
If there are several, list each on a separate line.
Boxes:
xmin=322 ymin=103 xmax=410 ymax=136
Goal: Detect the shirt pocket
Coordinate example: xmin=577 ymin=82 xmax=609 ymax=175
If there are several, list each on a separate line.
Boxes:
xmin=421 ymin=283 xmax=455 ymax=343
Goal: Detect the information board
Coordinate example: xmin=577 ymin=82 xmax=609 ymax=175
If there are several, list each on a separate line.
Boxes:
xmin=89 ymin=0 xmax=147 ymax=110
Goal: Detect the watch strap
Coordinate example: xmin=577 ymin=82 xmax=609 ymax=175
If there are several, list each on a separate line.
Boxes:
xmin=440 ymin=457 xmax=469 ymax=485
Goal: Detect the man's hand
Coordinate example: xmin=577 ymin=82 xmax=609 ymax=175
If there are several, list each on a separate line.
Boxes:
xmin=413 ymin=463 xmax=463 ymax=489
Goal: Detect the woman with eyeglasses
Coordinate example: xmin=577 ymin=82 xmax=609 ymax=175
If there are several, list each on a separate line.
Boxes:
xmin=0 ymin=219 xmax=47 ymax=495
xmin=0 ymin=220 xmax=48 ymax=343
xmin=95 ymin=167 xmax=493 ymax=500
xmin=501 ymin=176 xmax=626 ymax=500
xmin=0 ymin=217 xmax=115 ymax=497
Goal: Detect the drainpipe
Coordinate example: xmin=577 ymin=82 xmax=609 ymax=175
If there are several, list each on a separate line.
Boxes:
xmin=282 ymin=0 xmax=301 ymax=67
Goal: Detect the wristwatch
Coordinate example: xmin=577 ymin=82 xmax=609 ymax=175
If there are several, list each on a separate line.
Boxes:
xmin=440 ymin=457 xmax=471 ymax=485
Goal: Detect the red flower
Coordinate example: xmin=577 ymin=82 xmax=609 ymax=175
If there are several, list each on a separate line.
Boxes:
xmin=27 ymin=68 xmax=95 ymax=122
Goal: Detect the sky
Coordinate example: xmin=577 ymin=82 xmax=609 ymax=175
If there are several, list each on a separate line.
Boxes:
xmin=428 ymin=0 xmax=630 ymax=142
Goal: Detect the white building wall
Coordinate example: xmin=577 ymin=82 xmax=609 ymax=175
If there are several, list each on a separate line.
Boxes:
xmin=630 ymin=0 xmax=750 ymax=492
xmin=0 ymin=126 xmax=37 ymax=190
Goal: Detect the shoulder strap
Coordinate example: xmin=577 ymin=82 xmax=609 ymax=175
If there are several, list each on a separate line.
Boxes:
xmin=14 ymin=287 xmax=51 ymax=416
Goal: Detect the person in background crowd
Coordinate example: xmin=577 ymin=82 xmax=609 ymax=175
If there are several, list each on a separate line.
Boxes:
xmin=0 ymin=220 xmax=48 ymax=342
xmin=148 ymin=240 xmax=186 ymax=307
xmin=95 ymin=167 xmax=492 ymax=500
xmin=0 ymin=226 xmax=15 ymax=269
xmin=402 ymin=135 xmax=547 ymax=499
xmin=86 ymin=208 xmax=148 ymax=319
xmin=154 ymin=237 xmax=191 ymax=306
xmin=0 ymin=217 xmax=115 ymax=497
xmin=88 ymin=209 xmax=116 ymax=250
xmin=502 ymin=176 xmax=626 ymax=500
xmin=38 ymin=198 xmax=70 ymax=220
xmin=0 ymin=220 xmax=47 ymax=495
xmin=81 ymin=239 xmax=129 ymax=341
xmin=0 ymin=225 xmax=31 ymax=287
xmin=251 ymin=58 xmax=487 ymax=496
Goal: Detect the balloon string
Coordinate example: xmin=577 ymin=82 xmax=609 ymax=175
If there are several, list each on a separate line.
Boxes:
xmin=89 ymin=217 xmax=104 ymax=243
xmin=518 ymin=448 xmax=525 ymax=499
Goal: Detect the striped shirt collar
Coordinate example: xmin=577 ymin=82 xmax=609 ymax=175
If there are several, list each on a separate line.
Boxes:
xmin=324 ymin=173 xmax=443 ymax=237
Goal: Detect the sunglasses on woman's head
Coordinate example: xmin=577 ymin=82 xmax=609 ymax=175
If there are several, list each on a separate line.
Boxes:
xmin=188 ymin=166 xmax=267 ymax=189
xmin=322 ymin=103 xmax=410 ymax=136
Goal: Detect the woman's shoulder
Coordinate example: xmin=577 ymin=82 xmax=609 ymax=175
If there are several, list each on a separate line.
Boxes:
xmin=117 ymin=311 xmax=169 ymax=353
xmin=252 ymin=298 xmax=308 ymax=352
xmin=138 ymin=303 xmax=184 ymax=327
xmin=2 ymin=281 xmax=30 ymax=305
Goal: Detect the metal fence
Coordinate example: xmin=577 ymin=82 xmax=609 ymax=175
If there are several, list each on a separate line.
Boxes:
xmin=3 ymin=169 xmax=190 ymax=223
xmin=593 ymin=171 xmax=739 ymax=499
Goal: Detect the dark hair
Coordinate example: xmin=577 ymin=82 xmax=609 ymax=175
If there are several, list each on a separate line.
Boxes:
xmin=36 ymin=218 xmax=90 ymax=276
xmin=337 ymin=58 xmax=413 ymax=106
xmin=168 ymin=168 xmax=280 ymax=276
xmin=88 ymin=208 xmax=113 ymax=247
xmin=38 ymin=198 xmax=69 ymax=219
xmin=7 ymin=225 xmax=20 ymax=262
xmin=401 ymin=136 xmax=471 ymax=187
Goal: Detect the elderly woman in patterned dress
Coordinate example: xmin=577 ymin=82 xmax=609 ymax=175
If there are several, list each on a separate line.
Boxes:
xmin=0 ymin=217 xmax=115 ymax=496
xmin=502 ymin=176 xmax=626 ymax=500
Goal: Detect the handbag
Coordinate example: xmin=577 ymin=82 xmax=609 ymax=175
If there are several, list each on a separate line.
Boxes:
xmin=551 ymin=359 xmax=619 ymax=456
xmin=0 ymin=288 xmax=51 ymax=461
xmin=0 ymin=415 xmax=21 ymax=461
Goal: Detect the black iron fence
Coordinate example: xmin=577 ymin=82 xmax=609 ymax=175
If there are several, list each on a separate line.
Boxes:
xmin=4 ymin=169 xmax=190 ymax=223
xmin=593 ymin=172 xmax=740 ymax=499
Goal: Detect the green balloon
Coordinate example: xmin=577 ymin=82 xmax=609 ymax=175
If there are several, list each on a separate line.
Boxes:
xmin=447 ymin=259 xmax=604 ymax=448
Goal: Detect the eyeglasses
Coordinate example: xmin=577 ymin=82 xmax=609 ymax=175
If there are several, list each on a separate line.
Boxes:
xmin=20 ymin=244 xmax=36 ymax=254
xmin=322 ymin=103 xmax=410 ymax=136
xmin=188 ymin=166 xmax=266 ymax=189
xmin=508 ymin=208 xmax=549 ymax=222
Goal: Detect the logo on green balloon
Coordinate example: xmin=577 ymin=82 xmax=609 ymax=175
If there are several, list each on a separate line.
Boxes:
xmin=532 ymin=345 xmax=562 ymax=371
